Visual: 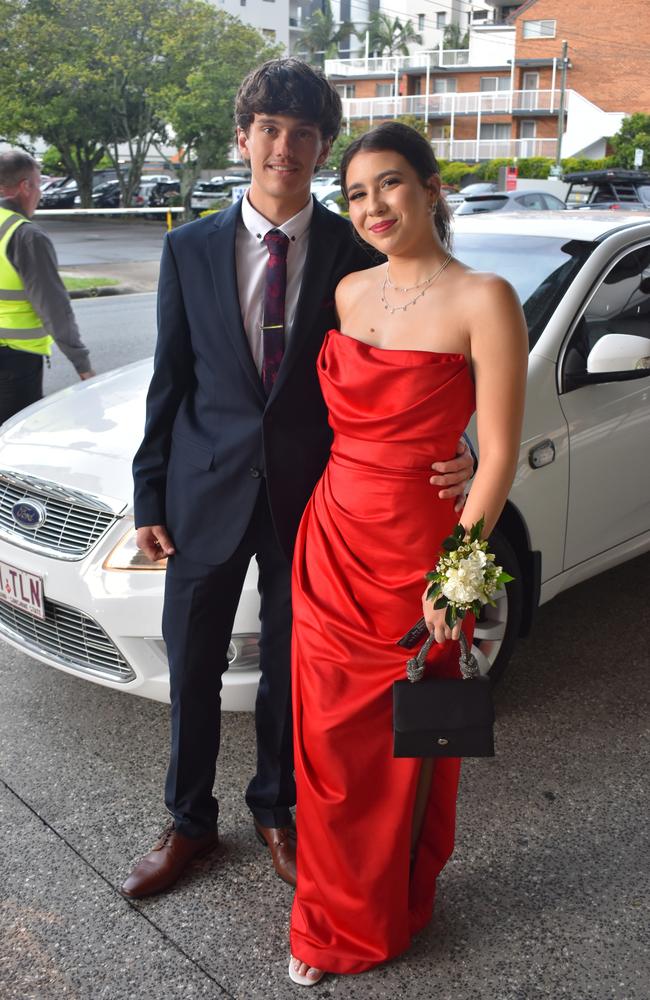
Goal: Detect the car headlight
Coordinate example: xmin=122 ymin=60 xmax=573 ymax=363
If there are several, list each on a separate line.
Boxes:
xmin=103 ymin=523 xmax=168 ymax=571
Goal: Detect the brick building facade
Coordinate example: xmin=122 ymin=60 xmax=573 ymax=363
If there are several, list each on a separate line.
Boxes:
xmin=326 ymin=0 xmax=650 ymax=161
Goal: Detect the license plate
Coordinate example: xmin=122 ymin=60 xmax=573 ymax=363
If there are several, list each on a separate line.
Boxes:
xmin=0 ymin=560 xmax=45 ymax=619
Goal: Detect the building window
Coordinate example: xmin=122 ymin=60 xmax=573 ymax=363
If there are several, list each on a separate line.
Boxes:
xmin=335 ymin=84 xmax=356 ymax=99
xmin=523 ymin=19 xmax=556 ymax=39
xmin=240 ymin=0 xmax=245 ymax=5
xmin=480 ymin=123 xmax=511 ymax=141
xmin=436 ymin=12 xmax=446 ymax=28
xmin=376 ymin=83 xmax=395 ymax=97
xmin=432 ymin=78 xmax=457 ymax=93
xmin=418 ymin=13 xmax=425 ymax=31
xmin=520 ymin=121 xmax=537 ymax=138
xmin=262 ymin=28 xmax=276 ymax=39
xmin=480 ymin=76 xmax=510 ymax=92
xmin=522 ymin=71 xmax=540 ymax=91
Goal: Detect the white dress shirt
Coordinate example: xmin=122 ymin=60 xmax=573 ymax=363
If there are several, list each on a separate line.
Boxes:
xmin=236 ymin=192 xmax=314 ymax=375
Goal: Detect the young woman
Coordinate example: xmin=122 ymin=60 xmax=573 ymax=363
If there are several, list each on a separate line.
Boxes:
xmin=288 ymin=122 xmax=528 ymax=986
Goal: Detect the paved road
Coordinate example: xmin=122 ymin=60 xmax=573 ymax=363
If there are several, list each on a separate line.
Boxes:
xmin=0 ymin=553 xmax=648 ymax=1000
xmin=44 ymin=293 xmax=157 ymax=396
xmin=38 ymin=218 xmax=168 ymax=266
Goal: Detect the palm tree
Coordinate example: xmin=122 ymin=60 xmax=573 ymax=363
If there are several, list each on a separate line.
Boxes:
xmin=359 ymin=13 xmax=422 ymax=58
xmin=296 ymin=1 xmax=353 ymax=67
xmin=443 ymin=23 xmax=469 ymax=50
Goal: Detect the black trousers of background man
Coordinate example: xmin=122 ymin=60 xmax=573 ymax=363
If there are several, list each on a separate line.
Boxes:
xmin=0 ymin=347 xmax=43 ymax=424
xmin=162 ymin=487 xmax=295 ymax=839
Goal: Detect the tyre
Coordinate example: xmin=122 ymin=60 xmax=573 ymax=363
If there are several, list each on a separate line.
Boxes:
xmin=471 ymin=528 xmax=523 ymax=684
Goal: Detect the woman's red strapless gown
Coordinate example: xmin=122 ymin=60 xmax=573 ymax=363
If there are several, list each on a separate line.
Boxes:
xmin=290 ymin=330 xmax=476 ymax=975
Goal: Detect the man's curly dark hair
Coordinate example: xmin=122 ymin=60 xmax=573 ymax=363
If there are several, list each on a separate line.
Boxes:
xmin=235 ymin=58 xmax=342 ymax=141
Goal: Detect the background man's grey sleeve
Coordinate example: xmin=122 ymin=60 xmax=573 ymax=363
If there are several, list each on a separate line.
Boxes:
xmin=8 ymin=226 xmax=92 ymax=373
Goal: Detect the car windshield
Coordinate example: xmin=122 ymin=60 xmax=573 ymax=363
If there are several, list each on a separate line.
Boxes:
xmin=452 ymin=232 xmax=596 ymax=348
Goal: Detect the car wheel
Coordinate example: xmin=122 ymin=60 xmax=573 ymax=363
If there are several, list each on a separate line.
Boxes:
xmin=471 ymin=528 xmax=523 ymax=684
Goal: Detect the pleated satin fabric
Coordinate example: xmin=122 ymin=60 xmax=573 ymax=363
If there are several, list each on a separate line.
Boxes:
xmin=290 ymin=329 xmax=476 ymax=974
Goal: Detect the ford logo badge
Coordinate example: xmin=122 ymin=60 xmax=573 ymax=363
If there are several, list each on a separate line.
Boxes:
xmin=11 ymin=499 xmax=47 ymax=530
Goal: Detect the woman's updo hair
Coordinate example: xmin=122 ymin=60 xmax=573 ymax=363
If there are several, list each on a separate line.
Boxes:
xmin=339 ymin=121 xmax=451 ymax=249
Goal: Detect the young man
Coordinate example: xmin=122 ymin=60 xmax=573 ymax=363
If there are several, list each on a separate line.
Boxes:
xmin=124 ymin=59 xmax=473 ymax=898
xmin=0 ymin=150 xmax=94 ymax=423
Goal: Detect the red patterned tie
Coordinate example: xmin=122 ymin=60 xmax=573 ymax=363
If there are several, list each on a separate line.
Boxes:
xmin=261 ymin=229 xmax=290 ymax=395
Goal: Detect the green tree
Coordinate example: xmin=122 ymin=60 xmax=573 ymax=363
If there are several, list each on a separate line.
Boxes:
xmin=326 ymin=126 xmax=363 ymax=171
xmin=360 ymin=13 xmax=422 ymax=57
xmin=0 ymin=0 xmax=119 ymax=205
xmin=609 ymin=113 xmax=650 ymax=169
xmin=158 ymin=11 xmax=280 ymax=206
xmin=443 ymin=23 xmax=469 ymax=50
xmin=297 ymin=1 xmax=352 ymax=67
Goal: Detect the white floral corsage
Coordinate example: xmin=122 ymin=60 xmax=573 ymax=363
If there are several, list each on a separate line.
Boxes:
xmin=425 ymin=517 xmax=514 ymax=629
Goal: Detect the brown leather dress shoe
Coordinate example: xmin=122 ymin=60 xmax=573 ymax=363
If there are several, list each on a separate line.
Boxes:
xmin=253 ymin=819 xmax=297 ymax=887
xmin=120 ymin=823 xmax=219 ymax=899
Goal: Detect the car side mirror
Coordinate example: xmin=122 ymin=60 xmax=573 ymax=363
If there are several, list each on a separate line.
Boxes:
xmin=586 ymin=333 xmax=650 ymax=374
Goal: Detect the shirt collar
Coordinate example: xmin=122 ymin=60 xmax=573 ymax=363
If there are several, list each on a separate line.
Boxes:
xmin=240 ymin=191 xmax=314 ymax=246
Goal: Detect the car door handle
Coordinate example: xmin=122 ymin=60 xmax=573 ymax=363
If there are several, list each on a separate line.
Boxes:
xmin=529 ymin=439 xmax=555 ymax=469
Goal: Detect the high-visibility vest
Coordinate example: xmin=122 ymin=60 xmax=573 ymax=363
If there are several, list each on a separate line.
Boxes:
xmin=0 ymin=207 xmax=53 ymax=356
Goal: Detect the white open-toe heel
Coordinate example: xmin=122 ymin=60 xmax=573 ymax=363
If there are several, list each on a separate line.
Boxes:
xmin=288 ymin=955 xmax=325 ymax=987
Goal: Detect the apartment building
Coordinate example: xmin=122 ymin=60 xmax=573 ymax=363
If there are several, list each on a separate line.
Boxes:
xmin=212 ymin=0 xmax=292 ymax=50
xmin=325 ymin=0 xmax=650 ymax=161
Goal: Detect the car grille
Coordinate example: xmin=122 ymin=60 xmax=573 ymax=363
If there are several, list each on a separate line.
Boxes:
xmin=0 ymin=595 xmax=135 ymax=683
xmin=0 ymin=472 xmax=121 ymax=559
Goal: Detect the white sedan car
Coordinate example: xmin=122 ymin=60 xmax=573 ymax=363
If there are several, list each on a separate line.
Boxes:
xmin=0 ymin=212 xmax=649 ymax=708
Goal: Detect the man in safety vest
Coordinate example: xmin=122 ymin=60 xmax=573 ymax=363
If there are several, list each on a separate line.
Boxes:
xmin=0 ymin=150 xmax=95 ymax=423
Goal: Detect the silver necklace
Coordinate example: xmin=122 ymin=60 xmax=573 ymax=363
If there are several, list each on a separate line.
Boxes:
xmin=381 ymin=254 xmax=452 ymax=314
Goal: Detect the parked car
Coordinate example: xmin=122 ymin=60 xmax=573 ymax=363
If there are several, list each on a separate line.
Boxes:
xmin=455 ymin=189 xmax=567 ymax=215
xmin=0 ymin=213 xmax=648 ymax=708
xmin=312 ymin=182 xmax=344 ymax=214
xmin=563 ymin=169 xmax=650 ymax=211
xmin=445 ymin=182 xmax=499 ymax=208
xmin=73 ymin=179 xmax=121 ymax=209
xmin=190 ymin=175 xmax=247 ymax=215
xmin=39 ymin=178 xmax=79 ymax=208
xmin=133 ymin=179 xmax=180 ymax=208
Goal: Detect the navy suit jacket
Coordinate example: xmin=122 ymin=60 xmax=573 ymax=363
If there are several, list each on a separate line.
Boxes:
xmin=132 ymin=197 xmax=376 ymax=564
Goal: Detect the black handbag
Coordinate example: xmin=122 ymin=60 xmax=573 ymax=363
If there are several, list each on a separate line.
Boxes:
xmin=393 ymin=629 xmax=495 ymax=758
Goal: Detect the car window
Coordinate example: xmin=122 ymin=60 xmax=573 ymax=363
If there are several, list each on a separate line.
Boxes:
xmin=543 ymin=194 xmax=565 ymax=210
xmin=516 ymin=193 xmax=546 ymax=209
xmin=564 ymin=244 xmax=650 ymax=375
xmin=456 ymin=198 xmax=507 ymax=214
xmin=453 ymin=233 xmax=595 ymax=348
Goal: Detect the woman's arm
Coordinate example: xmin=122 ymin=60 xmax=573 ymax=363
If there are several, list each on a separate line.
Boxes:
xmin=459 ymin=273 xmax=528 ymax=536
xmin=423 ymin=273 xmax=528 ymax=642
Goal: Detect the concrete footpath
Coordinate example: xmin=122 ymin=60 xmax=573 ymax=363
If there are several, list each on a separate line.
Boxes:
xmin=1 ymin=555 xmax=649 ymax=1000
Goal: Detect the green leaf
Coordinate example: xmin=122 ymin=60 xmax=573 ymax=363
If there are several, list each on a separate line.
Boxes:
xmin=453 ymin=524 xmax=465 ymax=540
xmin=434 ymin=596 xmax=448 ymax=609
xmin=442 ymin=537 xmax=460 ymax=551
xmin=426 ymin=583 xmax=440 ymax=601
xmin=469 ymin=516 xmax=485 ymax=543
xmin=497 ymin=571 xmax=515 ymax=584
xmin=445 ymin=605 xmax=456 ymax=627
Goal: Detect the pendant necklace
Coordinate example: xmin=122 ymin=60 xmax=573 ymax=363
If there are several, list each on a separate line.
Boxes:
xmin=381 ymin=253 xmax=452 ymax=314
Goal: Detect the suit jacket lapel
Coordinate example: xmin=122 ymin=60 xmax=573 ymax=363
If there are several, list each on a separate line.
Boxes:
xmin=269 ymin=200 xmax=342 ymax=400
xmin=206 ymin=203 xmax=266 ymax=404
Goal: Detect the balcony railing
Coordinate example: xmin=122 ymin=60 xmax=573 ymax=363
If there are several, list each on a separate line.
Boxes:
xmin=432 ymin=138 xmax=557 ymax=160
xmin=341 ymin=89 xmax=562 ymax=122
xmin=325 ymin=49 xmax=472 ymax=77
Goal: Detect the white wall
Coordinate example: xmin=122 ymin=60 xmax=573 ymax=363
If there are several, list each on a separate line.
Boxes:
xmin=212 ymin=0 xmax=290 ymax=52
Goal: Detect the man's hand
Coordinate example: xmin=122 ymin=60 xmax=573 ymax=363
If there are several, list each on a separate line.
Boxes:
xmin=79 ymin=369 xmax=96 ymax=381
xmin=136 ymin=525 xmax=176 ymax=562
xmin=429 ymin=437 xmax=474 ymax=513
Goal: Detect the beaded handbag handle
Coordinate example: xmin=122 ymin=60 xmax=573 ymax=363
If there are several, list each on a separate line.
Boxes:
xmin=405 ymin=630 xmax=480 ymax=683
